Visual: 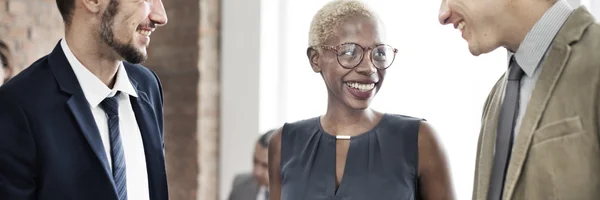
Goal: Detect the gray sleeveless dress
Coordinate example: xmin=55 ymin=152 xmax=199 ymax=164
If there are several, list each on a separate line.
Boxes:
xmin=279 ymin=114 xmax=421 ymax=200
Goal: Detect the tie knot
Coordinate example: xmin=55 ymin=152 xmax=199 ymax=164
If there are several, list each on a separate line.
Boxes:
xmin=508 ymin=56 xmax=525 ymax=80
xmin=100 ymin=92 xmax=120 ymax=116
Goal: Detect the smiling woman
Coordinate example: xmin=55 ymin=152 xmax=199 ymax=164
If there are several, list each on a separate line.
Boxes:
xmin=257 ymin=0 xmax=508 ymax=199
xmin=267 ymin=1 xmax=455 ymax=200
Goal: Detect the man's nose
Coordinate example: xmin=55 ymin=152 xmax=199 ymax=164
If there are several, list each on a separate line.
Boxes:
xmin=150 ymin=0 xmax=168 ymax=26
xmin=438 ymin=0 xmax=451 ymax=25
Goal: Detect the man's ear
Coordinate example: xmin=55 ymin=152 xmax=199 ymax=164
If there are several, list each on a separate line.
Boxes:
xmin=307 ymin=47 xmax=322 ymax=73
xmin=81 ymin=0 xmax=105 ymax=14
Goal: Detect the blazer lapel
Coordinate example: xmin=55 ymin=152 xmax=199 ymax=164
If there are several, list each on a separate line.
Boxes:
xmin=475 ymin=75 xmax=507 ymax=200
xmin=502 ymin=7 xmax=595 ymax=199
xmin=67 ymin=97 xmax=114 ymax=181
xmin=128 ymin=78 xmax=166 ymax=200
xmin=502 ymin=43 xmax=570 ymax=199
xmin=47 ymin=41 xmax=115 ymax=187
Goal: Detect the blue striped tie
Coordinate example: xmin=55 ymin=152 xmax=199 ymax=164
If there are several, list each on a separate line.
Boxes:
xmin=100 ymin=92 xmax=128 ymax=200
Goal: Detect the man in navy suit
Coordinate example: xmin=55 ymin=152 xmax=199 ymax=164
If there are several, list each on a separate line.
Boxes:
xmin=0 ymin=0 xmax=168 ymax=199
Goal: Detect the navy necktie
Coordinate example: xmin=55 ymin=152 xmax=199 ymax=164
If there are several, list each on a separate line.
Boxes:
xmin=100 ymin=92 xmax=128 ymax=200
xmin=487 ymin=57 xmax=524 ymax=200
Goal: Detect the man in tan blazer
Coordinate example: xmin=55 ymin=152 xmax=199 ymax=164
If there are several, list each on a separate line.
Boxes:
xmin=438 ymin=0 xmax=600 ymax=199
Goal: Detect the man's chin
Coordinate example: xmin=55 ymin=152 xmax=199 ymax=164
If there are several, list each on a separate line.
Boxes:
xmin=120 ymin=47 xmax=148 ymax=64
xmin=468 ymin=40 xmax=500 ymax=56
xmin=130 ymin=44 xmax=147 ymax=57
xmin=134 ymin=48 xmax=148 ymax=60
xmin=468 ymin=43 xmax=484 ymax=56
xmin=126 ymin=55 xmax=147 ymax=64
xmin=135 ymin=47 xmax=148 ymax=62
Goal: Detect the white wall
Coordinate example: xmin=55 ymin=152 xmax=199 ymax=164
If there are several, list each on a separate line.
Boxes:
xmin=594 ymin=1 xmax=600 ymax=19
xmin=220 ymin=0 xmax=261 ymax=198
xmin=259 ymin=0 xmax=286 ymax=133
xmin=582 ymin=0 xmax=600 ymax=19
xmin=566 ymin=0 xmax=580 ymax=8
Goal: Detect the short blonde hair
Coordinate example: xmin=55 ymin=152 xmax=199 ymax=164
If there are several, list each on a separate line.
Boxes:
xmin=308 ymin=0 xmax=378 ymax=47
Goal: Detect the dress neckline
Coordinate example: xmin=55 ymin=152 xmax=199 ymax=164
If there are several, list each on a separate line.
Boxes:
xmin=317 ymin=113 xmax=388 ymax=141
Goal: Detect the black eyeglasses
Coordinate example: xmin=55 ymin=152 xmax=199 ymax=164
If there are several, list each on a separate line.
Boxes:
xmin=312 ymin=42 xmax=398 ymax=70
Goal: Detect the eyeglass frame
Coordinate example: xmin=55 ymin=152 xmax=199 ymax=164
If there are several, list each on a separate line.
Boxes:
xmin=310 ymin=42 xmax=398 ymax=70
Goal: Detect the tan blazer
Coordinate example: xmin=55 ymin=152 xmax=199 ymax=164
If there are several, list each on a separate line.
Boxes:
xmin=473 ymin=7 xmax=600 ymax=200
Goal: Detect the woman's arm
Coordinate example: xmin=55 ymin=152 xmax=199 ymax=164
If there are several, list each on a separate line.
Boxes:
xmin=268 ymin=127 xmax=283 ymax=200
xmin=417 ymin=121 xmax=455 ymax=200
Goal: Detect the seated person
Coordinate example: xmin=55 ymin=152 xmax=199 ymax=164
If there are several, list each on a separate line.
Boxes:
xmin=228 ymin=129 xmax=276 ymax=200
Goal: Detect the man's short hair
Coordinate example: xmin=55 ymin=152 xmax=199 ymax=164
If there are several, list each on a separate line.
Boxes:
xmin=56 ymin=0 xmax=76 ymax=26
xmin=258 ymin=129 xmax=276 ymax=148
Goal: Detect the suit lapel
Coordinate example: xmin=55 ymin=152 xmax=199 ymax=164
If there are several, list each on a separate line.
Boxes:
xmin=475 ymin=75 xmax=507 ymax=200
xmin=502 ymin=43 xmax=571 ymax=199
xmin=48 ymin=42 xmax=115 ymax=187
xmin=129 ymin=78 xmax=165 ymax=200
xmin=502 ymin=7 xmax=596 ymax=199
xmin=67 ymin=96 xmax=114 ymax=182
xmin=476 ymin=44 xmax=570 ymax=200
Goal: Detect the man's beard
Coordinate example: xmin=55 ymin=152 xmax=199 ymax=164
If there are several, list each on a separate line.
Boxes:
xmin=100 ymin=0 xmax=147 ymax=64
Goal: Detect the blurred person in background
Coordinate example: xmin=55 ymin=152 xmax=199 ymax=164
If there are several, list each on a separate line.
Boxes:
xmin=0 ymin=0 xmax=168 ymax=199
xmin=228 ymin=129 xmax=276 ymax=200
xmin=0 ymin=40 xmax=13 ymax=85
xmin=268 ymin=0 xmax=454 ymax=199
xmin=438 ymin=0 xmax=600 ymax=199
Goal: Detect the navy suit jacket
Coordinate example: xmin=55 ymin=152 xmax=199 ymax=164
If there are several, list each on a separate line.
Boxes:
xmin=0 ymin=42 xmax=168 ymax=200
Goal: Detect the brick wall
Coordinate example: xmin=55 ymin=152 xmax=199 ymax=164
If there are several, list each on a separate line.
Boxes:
xmin=0 ymin=0 xmax=64 ymax=73
xmin=0 ymin=0 xmax=221 ymax=199
xmin=145 ymin=0 xmax=220 ymax=198
xmin=144 ymin=0 xmax=202 ymax=198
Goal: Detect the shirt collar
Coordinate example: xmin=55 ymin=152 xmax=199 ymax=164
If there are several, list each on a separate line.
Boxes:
xmin=512 ymin=0 xmax=573 ymax=77
xmin=60 ymin=39 xmax=138 ymax=108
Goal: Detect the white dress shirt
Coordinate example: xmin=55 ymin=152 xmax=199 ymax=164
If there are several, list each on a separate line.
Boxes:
xmin=60 ymin=39 xmax=150 ymax=200
xmin=256 ymin=186 xmax=268 ymax=200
